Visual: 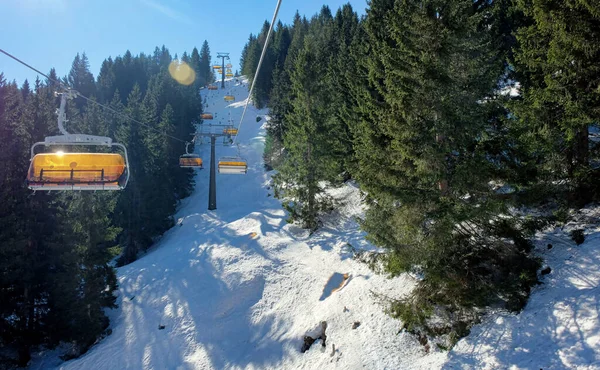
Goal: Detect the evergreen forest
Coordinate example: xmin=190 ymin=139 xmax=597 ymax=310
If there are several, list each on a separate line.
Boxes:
xmin=243 ymin=0 xmax=600 ymax=342
xmin=1 ymin=0 xmax=600 ymax=366
xmin=0 ymin=42 xmax=213 ymax=366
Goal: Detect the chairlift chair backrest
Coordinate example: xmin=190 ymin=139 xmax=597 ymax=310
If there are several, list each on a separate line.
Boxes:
xmin=218 ymin=156 xmax=247 ymax=175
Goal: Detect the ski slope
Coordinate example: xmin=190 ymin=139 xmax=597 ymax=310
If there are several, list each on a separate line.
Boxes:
xmin=27 ymin=77 xmax=600 ymax=370
xmin=35 ymin=78 xmax=437 ymax=370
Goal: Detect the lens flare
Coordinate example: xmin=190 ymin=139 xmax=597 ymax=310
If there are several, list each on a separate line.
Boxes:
xmin=168 ymin=60 xmax=196 ymax=86
xmin=56 ymin=150 xmax=64 ymax=156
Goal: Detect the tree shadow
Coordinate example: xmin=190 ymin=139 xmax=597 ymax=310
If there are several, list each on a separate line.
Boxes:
xmin=61 ymin=234 xmax=294 ymax=369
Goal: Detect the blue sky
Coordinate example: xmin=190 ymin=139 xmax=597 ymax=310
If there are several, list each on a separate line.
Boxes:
xmin=0 ymin=0 xmax=367 ymax=86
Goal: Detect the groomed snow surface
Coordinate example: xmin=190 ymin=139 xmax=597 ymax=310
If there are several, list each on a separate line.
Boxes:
xmin=30 ymin=78 xmax=600 ymax=369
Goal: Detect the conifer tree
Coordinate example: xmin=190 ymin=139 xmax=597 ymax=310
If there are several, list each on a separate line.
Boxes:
xmin=350 ymin=0 xmax=540 ymax=336
xmin=512 ymin=0 xmax=600 ymax=203
xmin=274 ymin=9 xmax=345 ymax=230
xmin=267 ymin=13 xmax=308 ymax=147
xmin=199 ymin=40 xmax=213 ymax=84
xmin=114 ymin=84 xmax=146 ymax=264
xmin=68 ymin=53 xmax=97 ymax=107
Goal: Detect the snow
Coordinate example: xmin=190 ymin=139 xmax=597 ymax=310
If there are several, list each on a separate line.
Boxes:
xmin=439 ymin=208 xmax=600 ymax=370
xmin=29 ymin=77 xmax=600 ymax=369
xmin=34 ymin=77 xmax=429 ymax=370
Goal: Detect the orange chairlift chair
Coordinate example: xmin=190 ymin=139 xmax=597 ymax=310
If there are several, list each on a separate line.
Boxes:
xmin=218 ymin=131 xmax=246 ymax=174
xmin=26 ymin=89 xmax=129 ymax=191
xmin=179 ymin=141 xmax=203 ymax=168
xmin=218 ymin=156 xmax=247 ymax=175
xmin=222 ymin=126 xmax=238 ymax=136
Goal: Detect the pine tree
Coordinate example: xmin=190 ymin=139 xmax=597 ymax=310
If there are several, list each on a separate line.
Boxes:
xmin=199 ymin=40 xmax=213 ymax=84
xmin=114 ymin=84 xmax=146 ymax=264
xmin=274 ymin=10 xmax=345 ymax=230
xmin=46 ymin=191 xmax=118 ymax=357
xmin=267 ymin=12 xmax=308 ymax=151
xmin=242 ymin=34 xmax=260 ymax=80
xmin=512 ymin=0 xmax=600 ymax=203
xmin=350 ymin=0 xmax=539 ymax=337
xmin=68 ymin=53 xmax=96 ymax=107
xmin=251 ymin=21 xmax=277 ymax=108
xmin=190 ymin=47 xmax=202 ymax=87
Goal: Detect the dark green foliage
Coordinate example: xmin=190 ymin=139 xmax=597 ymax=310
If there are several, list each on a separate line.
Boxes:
xmin=571 ymin=229 xmax=585 ymax=245
xmin=0 ymin=42 xmax=205 ymax=363
xmin=242 ymin=0 xmax=575 ymax=346
xmin=271 ymin=6 xmax=353 ymax=230
xmin=512 ymin=0 xmax=600 ymax=204
xmin=0 ymin=71 xmax=119 ymax=365
xmin=198 ymin=41 xmax=214 ymax=86
xmin=352 ymin=0 xmax=542 ymax=341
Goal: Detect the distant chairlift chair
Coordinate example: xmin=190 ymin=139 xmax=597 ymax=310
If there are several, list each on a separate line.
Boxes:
xmin=179 ymin=142 xmax=203 ymax=168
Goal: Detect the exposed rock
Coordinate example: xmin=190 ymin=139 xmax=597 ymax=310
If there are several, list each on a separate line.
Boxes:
xmin=301 ymin=336 xmax=315 ymax=353
xmin=416 ymin=331 xmax=428 ymax=346
xmin=301 ymin=321 xmax=328 ymax=353
xmin=352 ymin=321 xmax=361 ymax=329
xmin=320 ymin=321 xmax=328 ymax=347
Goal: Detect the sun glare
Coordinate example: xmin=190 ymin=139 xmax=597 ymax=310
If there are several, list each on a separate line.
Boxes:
xmin=168 ymin=60 xmax=196 ymax=86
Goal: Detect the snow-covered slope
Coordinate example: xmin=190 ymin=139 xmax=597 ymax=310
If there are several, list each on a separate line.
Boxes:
xmin=440 ymin=209 xmax=600 ymax=370
xmin=35 ymin=78 xmax=439 ymax=370
xmin=29 ymin=78 xmax=600 ymax=369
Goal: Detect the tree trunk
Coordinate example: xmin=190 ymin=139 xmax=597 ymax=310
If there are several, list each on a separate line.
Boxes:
xmin=436 ymin=132 xmax=449 ymax=194
xmin=307 ymin=140 xmax=316 ymax=230
xmin=576 ymin=125 xmax=589 ymax=170
xmin=17 ymin=344 xmax=31 ymax=367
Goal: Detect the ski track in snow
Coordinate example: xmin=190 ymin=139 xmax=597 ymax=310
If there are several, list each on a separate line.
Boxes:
xmin=29 ymin=78 xmax=600 ymax=370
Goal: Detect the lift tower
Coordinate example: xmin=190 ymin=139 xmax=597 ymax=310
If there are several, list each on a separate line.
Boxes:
xmin=216 ymin=52 xmax=230 ymax=89
xmin=193 ymin=124 xmax=235 ymax=210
